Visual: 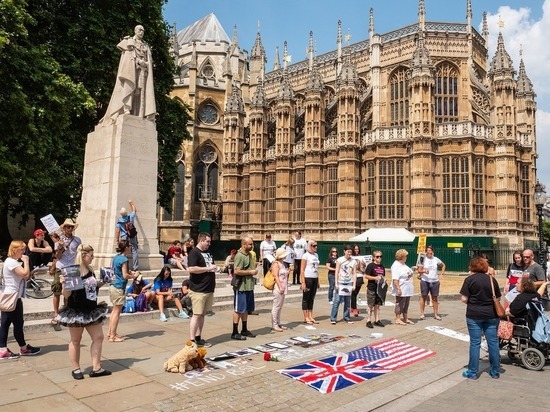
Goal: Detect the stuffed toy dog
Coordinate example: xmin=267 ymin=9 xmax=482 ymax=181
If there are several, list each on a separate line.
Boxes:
xmin=163 ymin=340 xmax=199 ymax=373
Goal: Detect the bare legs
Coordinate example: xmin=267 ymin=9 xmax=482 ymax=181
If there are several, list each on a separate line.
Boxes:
xmin=68 ymin=323 xmax=105 ymax=372
xmin=107 ymin=304 xmax=123 ymax=340
xmin=190 ymin=314 xmax=205 ymax=339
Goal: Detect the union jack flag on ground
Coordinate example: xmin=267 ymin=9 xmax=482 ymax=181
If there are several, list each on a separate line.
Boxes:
xmin=348 ymin=338 xmax=435 ymax=370
xmin=277 ymin=353 xmax=391 ymax=394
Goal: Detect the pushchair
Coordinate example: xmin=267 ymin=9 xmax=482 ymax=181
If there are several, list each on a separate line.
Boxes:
xmin=501 ymin=299 xmax=550 ymax=371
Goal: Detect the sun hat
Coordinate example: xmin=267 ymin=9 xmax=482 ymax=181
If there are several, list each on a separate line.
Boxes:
xmin=33 ymin=229 xmax=45 ymax=237
xmin=275 ymin=247 xmax=289 ymax=260
xmin=60 ymin=218 xmax=78 ymax=230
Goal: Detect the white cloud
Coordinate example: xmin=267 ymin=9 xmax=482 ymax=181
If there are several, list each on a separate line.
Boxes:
xmin=483 ymin=1 xmax=550 ymax=185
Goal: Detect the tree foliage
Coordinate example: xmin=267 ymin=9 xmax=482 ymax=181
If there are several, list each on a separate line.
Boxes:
xmin=0 ymin=0 xmax=191 ymax=246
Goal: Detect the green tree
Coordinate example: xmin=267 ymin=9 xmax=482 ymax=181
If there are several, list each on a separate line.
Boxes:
xmin=543 ymin=220 xmax=550 ymax=248
xmin=0 ymin=0 xmax=191 ymax=246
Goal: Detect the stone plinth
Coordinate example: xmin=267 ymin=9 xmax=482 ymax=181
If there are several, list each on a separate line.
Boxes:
xmin=77 ymin=114 xmax=163 ymax=270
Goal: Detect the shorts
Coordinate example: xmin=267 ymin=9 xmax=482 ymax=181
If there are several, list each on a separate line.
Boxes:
xmin=366 ymin=289 xmax=383 ymax=307
xmin=189 ymin=291 xmax=213 ymax=316
xmin=420 ymin=280 xmax=440 ymax=297
xmin=169 ymin=258 xmax=180 ymax=266
xmin=234 ymin=290 xmax=255 ymax=314
xmin=51 ymin=269 xmax=62 ymax=296
xmin=109 ymin=285 xmax=126 ymax=306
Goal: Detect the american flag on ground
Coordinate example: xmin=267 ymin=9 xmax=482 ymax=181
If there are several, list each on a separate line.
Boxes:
xmin=348 ymin=338 xmax=435 ymax=370
xmin=277 ymin=353 xmax=391 ymax=394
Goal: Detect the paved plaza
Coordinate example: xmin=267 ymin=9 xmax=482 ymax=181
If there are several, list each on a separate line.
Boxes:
xmin=0 ymin=291 xmax=548 ymax=411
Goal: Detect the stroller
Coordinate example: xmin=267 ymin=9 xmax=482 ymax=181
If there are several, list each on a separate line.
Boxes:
xmin=501 ymin=299 xmax=550 ymax=371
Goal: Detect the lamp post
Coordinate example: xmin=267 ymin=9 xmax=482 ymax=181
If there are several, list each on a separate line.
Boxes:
xmin=534 ymin=180 xmax=546 ymax=270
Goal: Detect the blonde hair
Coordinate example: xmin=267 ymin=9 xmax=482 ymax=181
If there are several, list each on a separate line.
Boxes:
xmin=76 ymin=244 xmax=95 ymax=271
xmin=7 ymin=240 xmax=26 ymax=257
xmin=395 ymin=249 xmax=409 ymax=260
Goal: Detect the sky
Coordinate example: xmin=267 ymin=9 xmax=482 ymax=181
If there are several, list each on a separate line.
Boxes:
xmin=164 ymin=0 xmax=550 ymax=187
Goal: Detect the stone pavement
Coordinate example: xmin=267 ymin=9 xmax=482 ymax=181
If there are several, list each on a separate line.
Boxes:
xmin=1 ymin=294 xmax=548 ymax=412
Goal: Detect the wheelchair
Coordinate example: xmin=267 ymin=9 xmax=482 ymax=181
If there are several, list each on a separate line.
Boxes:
xmin=500 ymin=300 xmax=550 ymax=371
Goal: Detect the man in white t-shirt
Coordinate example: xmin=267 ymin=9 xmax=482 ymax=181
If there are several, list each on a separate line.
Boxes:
xmin=259 ymin=234 xmax=277 ymax=276
xmin=292 ymin=231 xmax=307 ymax=284
xmin=418 ymin=246 xmax=445 ymax=320
xmin=330 ymin=245 xmax=357 ymax=324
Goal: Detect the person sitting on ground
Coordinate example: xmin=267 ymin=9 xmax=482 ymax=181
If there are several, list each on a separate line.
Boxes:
xmin=508 ymin=277 xmax=550 ymax=319
xmin=27 ymin=229 xmax=53 ymax=270
xmin=153 ymin=266 xmax=189 ymax=322
xmin=126 ymin=274 xmax=155 ymax=311
xmin=223 ymin=249 xmax=237 ymax=278
xmin=180 ymin=279 xmax=192 ymax=316
xmin=167 ymin=240 xmax=186 ymax=271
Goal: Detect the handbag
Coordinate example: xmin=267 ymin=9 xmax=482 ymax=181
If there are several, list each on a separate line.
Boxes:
xmin=497 ymin=317 xmax=514 ymax=340
xmin=231 ymin=275 xmax=242 ymax=289
xmin=0 ymin=291 xmax=19 ymax=312
xmin=263 ymin=270 xmax=276 ymax=290
xmin=489 ymin=274 xmax=506 ymax=318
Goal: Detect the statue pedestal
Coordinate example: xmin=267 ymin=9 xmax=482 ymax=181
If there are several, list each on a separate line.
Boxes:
xmin=77 ymin=114 xmax=163 ymax=270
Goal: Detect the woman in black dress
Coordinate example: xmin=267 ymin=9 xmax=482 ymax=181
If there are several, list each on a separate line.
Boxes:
xmin=57 ymin=244 xmax=111 ymax=379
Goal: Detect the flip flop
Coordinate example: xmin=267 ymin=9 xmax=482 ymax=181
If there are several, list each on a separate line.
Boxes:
xmin=406 ymin=320 xmax=415 ymax=325
xmin=419 ymin=315 xmax=426 ymax=320
xmin=434 ymin=315 xmax=442 ymax=321
xmin=108 ymin=336 xmax=125 ymax=343
xmin=310 ymin=320 xmax=320 ymax=324
xmin=394 ymin=320 xmax=407 ymax=325
xmin=50 ymin=318 xmax=59 ymax=325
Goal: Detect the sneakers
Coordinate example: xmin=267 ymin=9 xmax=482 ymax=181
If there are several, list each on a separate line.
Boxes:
xmin=0 ymin=349 xmax=20 ymax=360
xmin=178 ymin=310 xmax=190 ymax=319
xmin=330 ymin=320 xmax=337 ymax=325
xmin=148 ymin=304 xmax=154 ymax=311
xmin=328 ymin=301 xmax=333 ymax=305
xmin=194 ymin=338 xmax=212 ymax=348
xmin=462 ymin=370 xmax=478 ymax=380
xmin=366 ymin=321 xmax=374 ymax=329
xmin=241 ymin=330 xmax=256 ymax=338
xmin=19 ymin=344 xmax=41 ymax=356
xmin=160 ymin=313 xmax=167 ymax=322
xmin=489 ymin=370 xmax=500 ymax=379
xmin=374 ymin=320 xmax=385 ymax=327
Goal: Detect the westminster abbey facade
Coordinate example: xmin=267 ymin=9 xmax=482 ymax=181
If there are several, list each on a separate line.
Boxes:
xmin=164 ymin=0 xmax=537 ymax=246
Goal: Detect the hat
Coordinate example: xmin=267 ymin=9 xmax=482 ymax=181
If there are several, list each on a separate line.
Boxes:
xmin=120 ymin=207 xmax=128 ymax=216
xmin=230 ymin=249 xmax=238 ymax=255
xmin=60 ymin=218 xmax=78 ymax=230
xmin=33 ymin=229 xmax=45 ymax=237
xmin=275 ymin=247 xmax=289 ymax=260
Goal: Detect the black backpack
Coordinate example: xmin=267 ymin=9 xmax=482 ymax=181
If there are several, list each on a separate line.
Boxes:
xmin=125 ymin=220 xmax=138 ymax=238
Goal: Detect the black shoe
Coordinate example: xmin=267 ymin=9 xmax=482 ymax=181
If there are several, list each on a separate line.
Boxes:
xmin=248 ymin=311 xmax=259 ymax=315
xmin=231 ymin=333 xmax=247 ymax=340
xmin=72 ymin=369 xmax=85 ymax=380
xmin=374 ymin=320 xmax=385 ymax=327
xmin=195 ymin=338 xmax=212 ymax=348
xmin=366 ymin=321 xmax=374 ymax=329
xmin=241 ymin=330 xmax=256 ymax=338
xmin=89 ymin=368 xmax=112 ymax=378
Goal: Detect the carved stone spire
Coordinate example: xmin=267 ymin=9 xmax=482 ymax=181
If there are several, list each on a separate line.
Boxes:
xmin=273 ymin=46 xmax=280 ymax=71
xmin=278 ymin=41 xmax=294 ymax=100
xmin=418 ymin=0 xmax=425 ymax=32
xmin=466 ymin=0 xmax=472 ymax=21
xmin=517 ymin=55 xmax=535 ymax=98
xmin=306 ymin=32 xmax=324 ymax=93
xmin=225 ymin=80 xmax=245 ymax=113
xmin=169 ymin=22 xmax=179 ymax=65
xmin=251 ymin=26 xmax=266 ymax=60
xmin=251 ymin=76 xmax=268 ymax=108
xmin=337 ymin=49 xmax=358 ymax=90
xmin=337 ymin=20 xmax=343 ymax=75
xmin=369 ymin=8 xmax=375 ymax=41
xmin=482 ymin=12 xmax=489 ymax=44
xmin=489 ymin=32 xmax=516 ymax=78
xmin=409 ymin=31 xmax=434 ymax=87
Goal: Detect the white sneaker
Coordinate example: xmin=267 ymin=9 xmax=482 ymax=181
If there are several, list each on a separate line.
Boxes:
xmin=329 ymin=301 xmax=333 ymax=305
xmin=160 ymin=313 xmax=167 ymax=322
xmin=178 ymin=310 xmax=189 ymax=319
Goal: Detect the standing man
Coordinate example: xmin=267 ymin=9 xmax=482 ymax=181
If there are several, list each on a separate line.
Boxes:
xmin=292 ymin=231 xmax=307 ymax=285
xmin=522 ymin=248 xmax=546 ymax=287
xmin=115 ymin=200 xmax=139 ymax=271
xmin=418 ymin=246 xmax=446 ymax=321
xmin=231 ymin=237 xmax=258 ymax=340
xmin=52 ymin=219 xmax=82 ymax=325
xmin=259 ymin=234 xmax=277 ymax=276
xmin=364 ymin=250 xmax=387 ymax=328
xmin=187 ymin=233 xmax=217 ymax=348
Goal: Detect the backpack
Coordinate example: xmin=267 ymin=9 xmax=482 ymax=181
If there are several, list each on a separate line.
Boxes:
xmin=135 ymin=292 xmax=148 ymax=312
xmin=123 ymin=296 xmax=136 ymax=313
xmin=125 ymin=220 xmax=138 ymax=238
xmin=530 ymin=302 xmax=550 ymax=344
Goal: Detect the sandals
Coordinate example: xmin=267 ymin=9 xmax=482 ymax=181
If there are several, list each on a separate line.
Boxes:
xmin=50 ymin=318 xmax=59 ymax=325
xmin=419 ymin=315 xmax=426 ymax=320
xmin=272 ymin=326 xmax=284 ymax=332
xmin=108 ymin=336 xmax=124 ymax=343
xmin=434 ymin=315 xmax=442 ymax=321
xmin=394 ymin=320 xmax=407 ymax=326
xmin=406 ymin=320 xmax=415 ymax=325
xmin=278 ymin=325 xmax=288 ymax=330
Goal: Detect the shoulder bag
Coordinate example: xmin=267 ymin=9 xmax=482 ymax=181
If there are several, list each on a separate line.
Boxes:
xmin=489 ymin=275 xmax=506 ymax=318
xmin=263 ymin=263 xmax=276 ymax=291
xmin=497 ymin=315 xmax=514 ymax=340
xmin=0 ymin=269 xmax=22 ymax=312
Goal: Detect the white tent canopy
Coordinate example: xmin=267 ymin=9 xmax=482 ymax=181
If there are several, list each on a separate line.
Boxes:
xmin=349 ymin=228 xmax=416 ymax=243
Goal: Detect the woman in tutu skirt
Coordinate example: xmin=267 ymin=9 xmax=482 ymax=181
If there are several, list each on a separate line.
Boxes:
xmin=57 ymin=244 xmax=111 ymax=379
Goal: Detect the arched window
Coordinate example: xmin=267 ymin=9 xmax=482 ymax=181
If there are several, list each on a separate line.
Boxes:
xmin=162 ymin=161 xmax=185 ymax=222
xmin=194 ymin=145 xmax=219 ymax=201
xmin=442 ymin=156 xmax=469 ymax=219
xmin=389 ymin=67 xmax=409 ymax=126
xmin=378 ymin=160 xmax=404 ymax=219
xmin=435 ymin=63 xmax=459 ymax=123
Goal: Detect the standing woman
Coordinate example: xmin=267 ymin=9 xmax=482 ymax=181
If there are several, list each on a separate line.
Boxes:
xmin=504 ymin=250 xmax=523 ymax=293
xmin=282 ymin=237 xmax=295 ymax=270
xmin=107 ymin=240 xmax=136 ymax=342
xmin=57 ymin=244 xmax=110 ymax=379
xmin=350 ymin=244 xmax=366 ymax=316
xmin=0 ymin=241 xmax=41 ymax=359
xmin=271 ymin=247 xmax=290 ymax=331
xmin=391 ymin=249 xmax=415 ymax=325
xmin=459 ymin=257 xmax=501 ymax=379
xmin=300 ymin=240 xmax=320 ymax=324
xmin=326 ymin=248 xmax=339 ymax=305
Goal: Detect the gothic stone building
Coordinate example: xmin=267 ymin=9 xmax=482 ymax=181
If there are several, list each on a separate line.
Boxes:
xmin=164 ymin=0 xmax=538 ymax=247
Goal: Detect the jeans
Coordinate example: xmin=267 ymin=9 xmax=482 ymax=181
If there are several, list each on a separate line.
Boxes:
xmin=465 ymin=317 xmax=500 ymax=375
xmin=123 ymin=236 xmax=139 ymax=270
xmin=328 ymin=273 xmax=335 ymax=302
xmin=330 ymin=292 xmax=351 ymax=321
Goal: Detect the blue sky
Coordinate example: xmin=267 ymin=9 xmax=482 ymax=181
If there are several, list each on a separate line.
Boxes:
xmin=164 ymin=0 xmax=550 ymax=186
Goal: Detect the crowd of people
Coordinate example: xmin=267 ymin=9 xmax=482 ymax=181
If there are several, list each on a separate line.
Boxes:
xmin=2 ymin=220 xmax=549 ymax=384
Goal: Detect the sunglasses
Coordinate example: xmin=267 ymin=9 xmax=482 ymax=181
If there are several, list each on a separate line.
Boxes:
xmin=374 ymin=255 xmax=382 ymax=258
xmin=522 ymin=255 xmax=533 ymax=259
xmin=312 ymin=244 xmax=318 ymax=247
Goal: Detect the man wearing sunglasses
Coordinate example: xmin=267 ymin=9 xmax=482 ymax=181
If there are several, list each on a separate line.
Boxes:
xmin=521 ymin=248 xmax=546 ymax=288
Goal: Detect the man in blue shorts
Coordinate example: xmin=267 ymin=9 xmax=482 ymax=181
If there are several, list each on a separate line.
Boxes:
xmin=231 ymin=237 xmax=258 ymax=340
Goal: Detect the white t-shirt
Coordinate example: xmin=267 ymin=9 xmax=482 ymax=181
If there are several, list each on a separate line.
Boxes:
xmin=420 ymin=256 xmax=443 ymax=282
xmin=260 ymin=240 xmax=277 ymax=259
xmin=336 ymin=256 xmax=357 ymax=284
xmin=293 ymin=238 xmax=308 ymax=259
xmin=2 ymin=257 xmax=26 ymax=297
xmin=302 ymin=252 xmax=319 ymax=278
xmin=391 ymin=260 xmax=414 ymax=297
